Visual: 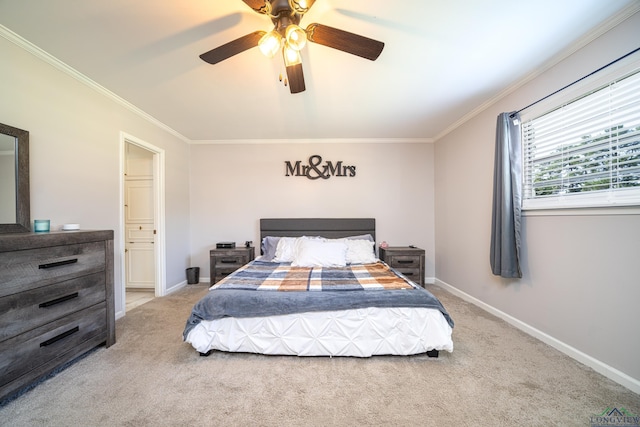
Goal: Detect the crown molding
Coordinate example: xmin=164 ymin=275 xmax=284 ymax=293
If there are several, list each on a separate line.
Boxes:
xmin=189 ymin=137 xmax=434 ymax=145
xmin=0 ymin=24 xmax=189 ymax=143
xmin=2 ymin=23 xmax=430 ymax=147
xmin=4 ymin=2 xmax=638 ymax=146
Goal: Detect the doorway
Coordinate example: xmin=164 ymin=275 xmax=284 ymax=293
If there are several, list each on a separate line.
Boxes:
xmin=120 ymin=133 xmax=166 ymax=315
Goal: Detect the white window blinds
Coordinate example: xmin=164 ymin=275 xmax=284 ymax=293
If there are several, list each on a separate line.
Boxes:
xmin=522 ymin=69 xmax=640 ymax=209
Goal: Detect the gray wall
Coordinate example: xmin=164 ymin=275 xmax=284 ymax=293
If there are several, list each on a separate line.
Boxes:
xmin=434 ymin=12 xmax=640 ymax=391
xmin=189 ymin=142 xmax=436 ymax=281
xmin=0 ymin=35 xmax=192 ymax=318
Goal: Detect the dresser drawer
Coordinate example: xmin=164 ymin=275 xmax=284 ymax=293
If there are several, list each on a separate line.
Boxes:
xmin=0 ymin=272 xmax=106 ymax=342
xmin=0 ymin=302 xmax=107 ymax=389
xmin=0 ymin=241 xmax=106 ymax=298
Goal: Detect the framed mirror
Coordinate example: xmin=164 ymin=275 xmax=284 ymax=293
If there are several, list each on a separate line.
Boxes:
xmin=0 ymin=122 xmax=30 ymax=233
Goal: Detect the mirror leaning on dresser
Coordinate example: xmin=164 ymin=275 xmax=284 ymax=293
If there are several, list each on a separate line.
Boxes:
xmin=0 ymin=122 xmax=30 ymax=234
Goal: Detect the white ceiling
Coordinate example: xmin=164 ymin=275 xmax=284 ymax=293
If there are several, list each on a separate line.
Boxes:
xmin=1 ymin=0 xmax=638 ymax=142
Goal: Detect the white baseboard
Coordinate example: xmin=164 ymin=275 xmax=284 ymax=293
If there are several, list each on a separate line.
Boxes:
xmin=166 ymin=281 xmax=187 ymax=295
xmin=435 ymin=278 xmax=640 ymax=395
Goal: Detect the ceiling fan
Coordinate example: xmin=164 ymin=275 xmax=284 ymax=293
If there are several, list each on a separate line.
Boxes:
xmin=199 ymin=0 xmax=385 ymax=94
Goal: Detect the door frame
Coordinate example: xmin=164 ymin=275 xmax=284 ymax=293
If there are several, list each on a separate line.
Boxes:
xmin=119 ymin=132 xmax=166 ymax=313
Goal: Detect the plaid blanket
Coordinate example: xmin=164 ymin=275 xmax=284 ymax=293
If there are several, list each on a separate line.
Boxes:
xmin=184 ymin=260 xmax=454 ymax=339
xmin=212 ymin=260 xmax=416 ymax=291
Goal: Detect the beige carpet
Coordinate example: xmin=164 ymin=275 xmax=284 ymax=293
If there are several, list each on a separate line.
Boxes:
xmin=1 ymin=283 xmax=638 ymax=426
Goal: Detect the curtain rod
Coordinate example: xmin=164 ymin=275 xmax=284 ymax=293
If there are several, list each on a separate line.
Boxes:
xmin=510 ymin=46 xmax=640 ymax=118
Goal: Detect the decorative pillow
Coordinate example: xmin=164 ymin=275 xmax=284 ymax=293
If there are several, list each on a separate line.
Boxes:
xmin=344 ymin=239 xmax=377 ymax=264
xmin=261 ymin=236 xmax=281 ymax=261
xmin=291 ymin=238 xmax=348 ymax=267
xmin=272 ymin=237 xmax=299 ymax=263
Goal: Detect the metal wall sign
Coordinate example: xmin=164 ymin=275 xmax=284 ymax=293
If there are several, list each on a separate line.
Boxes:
xmin=285 ymin=155 xmax=356 ymax=180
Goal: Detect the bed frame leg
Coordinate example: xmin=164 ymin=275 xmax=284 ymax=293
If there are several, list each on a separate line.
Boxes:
xmin=199 ymin=350 xmax=213 ymax=357
xmin=426 ymin=349 xmax=439 ymax=358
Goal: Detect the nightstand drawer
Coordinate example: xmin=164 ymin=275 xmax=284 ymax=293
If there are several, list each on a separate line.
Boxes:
xmin=214 ymin=255 xmax=247 ymax=267
xmin=388 ymin=256 xmax=420 ymax=268
xmin=215 ymin=266 xmax=239 ymax=276
xmin=394 ymin=267 xmax=421 ymax=281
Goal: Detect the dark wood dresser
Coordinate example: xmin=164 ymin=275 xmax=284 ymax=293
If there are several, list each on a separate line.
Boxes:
xmin=0 ymin=230 xmax=115 ymax=402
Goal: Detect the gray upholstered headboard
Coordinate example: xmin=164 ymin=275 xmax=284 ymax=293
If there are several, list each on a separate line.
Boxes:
xmin=260 ymin=218 xmax=375 ymax=243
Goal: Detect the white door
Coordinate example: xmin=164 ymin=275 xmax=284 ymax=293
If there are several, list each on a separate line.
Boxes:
xmin=124 ymin=143 xmax=155 ymax=290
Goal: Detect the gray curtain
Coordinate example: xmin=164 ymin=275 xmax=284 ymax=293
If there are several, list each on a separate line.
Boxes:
xmin=490 ymin=112 xmax=522 ymax=278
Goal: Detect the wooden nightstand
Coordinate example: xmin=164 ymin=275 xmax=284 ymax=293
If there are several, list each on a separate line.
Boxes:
xmin=379 ymin=246 xmax=425 ymax=287
xmin=210 ymin=246 xmax=255 ymax=284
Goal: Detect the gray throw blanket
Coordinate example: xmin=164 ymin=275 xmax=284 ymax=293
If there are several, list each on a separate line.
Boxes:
xmin=183 ymin=286 xmax=454 ymax=339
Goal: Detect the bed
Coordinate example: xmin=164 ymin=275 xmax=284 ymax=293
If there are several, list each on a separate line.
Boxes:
xmin=183 ymin=218 xmax=454 ymax=357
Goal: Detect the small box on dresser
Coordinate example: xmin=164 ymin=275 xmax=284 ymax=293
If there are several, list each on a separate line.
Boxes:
xmin=0 ymin=230 xmax=115 ymax=402
xmin=210 ymin=246 xmax=255 ymax=284
xmin=378 ymin=246 xmax=425 ymax=287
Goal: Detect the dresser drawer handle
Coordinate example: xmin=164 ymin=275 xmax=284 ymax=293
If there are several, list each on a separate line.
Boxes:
xmin=40 ymin=326 xmax=80 ymax=347
xmin=397 ymin=260 xmax=415 ymax=264
xmin=404 ymin=272 xmax=415 ymax=275
xmin=39 ymin=292 xmax=79 ymax=308
xmin=39 ymin=258 xmax=78 ymax=269
xmin=220 ymin=259 xmax=237 ymax=264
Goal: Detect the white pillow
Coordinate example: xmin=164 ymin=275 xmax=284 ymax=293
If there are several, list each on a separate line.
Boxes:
xmin=272 ymin=237 xmax=298 ymax=263
xmin=344 ymin=239 xmax=377 ymax=264
xmin=292 ymin=238 xmax=348 ymax=267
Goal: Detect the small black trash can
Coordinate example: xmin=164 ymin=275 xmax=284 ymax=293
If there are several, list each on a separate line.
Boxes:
xmin=186 ymin=267 xmax=200 ymax=284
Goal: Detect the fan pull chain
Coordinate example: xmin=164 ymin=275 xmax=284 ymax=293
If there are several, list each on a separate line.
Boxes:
xmin=278 ymin=72 xmax=288 ymax=87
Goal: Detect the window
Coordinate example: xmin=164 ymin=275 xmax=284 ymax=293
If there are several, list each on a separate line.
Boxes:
xmin=521 ymin=69 xmax=640 ymax=209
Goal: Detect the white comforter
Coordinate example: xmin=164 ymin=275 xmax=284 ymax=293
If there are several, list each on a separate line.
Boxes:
xmin=186 ymin=306 xmax=453 ymax=357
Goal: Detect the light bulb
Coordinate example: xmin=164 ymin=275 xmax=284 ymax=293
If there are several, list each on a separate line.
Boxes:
xmin=285 ymin=25 xmax=307 ymax=51
xmin=258 ymin=30 xmax=282 ymax=58
xmin=283 ymin=43 xmax=302 ymax=66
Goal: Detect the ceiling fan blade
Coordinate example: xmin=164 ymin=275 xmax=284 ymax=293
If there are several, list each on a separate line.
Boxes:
xmin=306 ymin=23 xmax=384 ymax=61
xmin=199 ymin=31 xmax=266 ymax=65
xmin=241 ymin=0 xmax=271 ymax=14
xmin=286 ymin=63 xmax=306 ymax=94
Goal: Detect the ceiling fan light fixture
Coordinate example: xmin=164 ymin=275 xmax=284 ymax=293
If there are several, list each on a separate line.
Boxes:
xmin=258 ymin=30 xmax=282 ymax=58
xmin=289 ymin=0 xmax=310 ymax=14
xmin=283 ymin=43 xmax=302 ymax=66
xmin=285 ymin=24 xmax=307 ymax=51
